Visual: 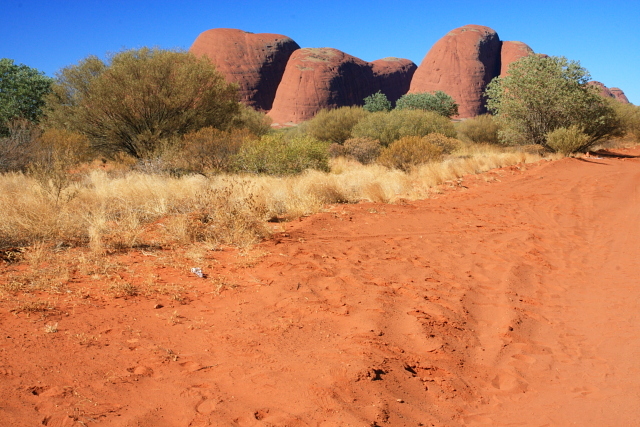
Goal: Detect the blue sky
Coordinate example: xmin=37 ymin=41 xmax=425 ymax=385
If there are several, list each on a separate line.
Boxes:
xmin=2 ymin=0 xmax=638 ymax=104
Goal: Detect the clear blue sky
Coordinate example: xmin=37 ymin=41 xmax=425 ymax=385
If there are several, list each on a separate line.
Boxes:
xmin=2 ymin=0 xmax=638 ymax=104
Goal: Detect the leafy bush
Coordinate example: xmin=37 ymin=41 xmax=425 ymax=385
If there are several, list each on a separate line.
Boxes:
xmin=231 ymin=105 xmax=273 ymax=137
xmin=351 ymin=109 xmax=456 ymax=146
xmin=545 ymin=126 xmax=591 ymax=154
xmin=233 ymin=133 xmax=330 ymax=175
xmin=45 ymin=48 xmax=240 ymax=159
xmin=395 ymin=91 xmax=459 ymax=118
xmin=456 ymin=114 xmax=500 ymax=145
xmin=363 ymin=91 xmax=392 ymax=112
xmin=377 ymin=136 xmax=443 ymax=171
xmin=610 ymin=101 xmax=640 ymax=143
xmin=343 ymin=137 xmax=382 ymax=164
xmin=485 ymin=55 xmax=622 ymax=151
xmin=178 ymin=127 xmax=256 ymax=173
xmin=0 ymin=58 xmax=52 ymax=136
xmin=304 ymin=106 xmax=370 ymax=144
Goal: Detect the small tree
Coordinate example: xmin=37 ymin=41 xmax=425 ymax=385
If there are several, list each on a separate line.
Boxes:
xmin=0 ymin=59 xmax=53 ymax=136
xmin=395 ymin=91 xmax=459 ymax=118
xmin=46 ymin=48 xmax=240 ymax=159
xmin=363 ymin=91 xmax=392 ymax=112
xmin=485 ymin=55 xmax=622 ymax=152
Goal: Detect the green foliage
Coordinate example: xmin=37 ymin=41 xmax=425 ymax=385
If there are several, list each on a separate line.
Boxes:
xmin=456 ymin=114 xmax=501 ymax=145
xmin=342 ymin=137 xmax=382 ymax=164
xmin=231 ymin=105 xmax=273 ymax=137
xmin=395 ymin=91 xmax=459 ymax=118
xmin=305 ymin=106 xmax=370 ymax=144
xmin=545 ymin=125 xmax=591 ymax=155
xmin=377 ymin=136 xmax=444 ymax=171
xmin=233 ymin=133 xmax=330 ymax=175
xmin=610 ymin=101 xmax=640 ymax=143
xmin=485 ymin=55 xmax=623 ymax=151
xmin=363 ymin=91 xmax=392 ymax=113
xmin=0 ymin=58 xmax=53 ymax=136
xmin=351 ymin=109 xmax=456 ymax=146
xmin=45 ymin=48 xmax=240 ymax=159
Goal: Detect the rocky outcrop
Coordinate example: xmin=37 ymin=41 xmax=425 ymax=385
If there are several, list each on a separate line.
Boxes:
xmin=268 ymin=48 xmax=416 ymax=125
xmin=500 ymin=41 xmax=534 ymax=76
xmin=190 ymin=28 xmax=300 ymax=111
xmin=589 ymin=81 xmax=631 ymax=103
xmin=371 ymin=58 xmax=417 ymax=104
xmin=589 ymin=81 xmax=615 ymax=99
xmin=409 ymin=25 xmax=502 ymax=118
xmin=609 ymin=88 xmax=630 ymax=103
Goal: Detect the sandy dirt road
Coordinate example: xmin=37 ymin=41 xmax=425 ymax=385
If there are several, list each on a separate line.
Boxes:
xmin=1 ymin=147 xmax=639 ymax=426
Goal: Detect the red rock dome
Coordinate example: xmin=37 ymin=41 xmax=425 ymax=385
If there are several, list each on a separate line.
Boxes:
xmin=190 ymin=28 xmax=300 ymax=111
xmin=409 ymin=25 xmax=502 ymax=118
xmin=500 ymin=41 xmax=534 ymax=76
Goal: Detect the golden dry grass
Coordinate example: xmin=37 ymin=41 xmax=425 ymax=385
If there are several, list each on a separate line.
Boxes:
xmin=0 ymin=142 xmax=563 ymax=255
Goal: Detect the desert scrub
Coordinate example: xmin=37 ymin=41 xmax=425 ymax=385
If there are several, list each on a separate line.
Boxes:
xmin=545 ymin=125 xmax=591 ymax=154
xmin=377 ymin=136 xmax=444 ymax=171
xmin=456 ymin=114 xmax=501 ymax=145
xmin=305 ymin=106 xmax=370 ymax=144
xmin=351 ymin=109 xmax=456 ymax=146
xmin=233 ymin=133 xmax=330 ymax=175
xmin=177 ymin=127 xmax=255 ymax=174
xmin=342 ymin=137 xmax=382 ymax=164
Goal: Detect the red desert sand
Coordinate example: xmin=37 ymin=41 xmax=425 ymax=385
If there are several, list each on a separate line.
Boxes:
xmin=1 ymin=147 xmax=639 ymax=426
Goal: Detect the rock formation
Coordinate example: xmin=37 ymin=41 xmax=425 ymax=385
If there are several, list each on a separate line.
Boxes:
xmin=409 ymin=25 xmax=502 ymax=118
xmin=190 ymin=28 xmax=300 ymax=111
xmin=609 ymin=88 xmax=630 ymax=103
xmin=589 ymin=81 xmax=615 ymax=99
xmin=371 ymin=58 xmax=417 ymax=104
xmin=589 ymin=81 xmax=631 ymax=103
xmin=268 ymin=48 xmax=416 ymax=125
xmin=500 ymin=41 xmax=534 ymax=76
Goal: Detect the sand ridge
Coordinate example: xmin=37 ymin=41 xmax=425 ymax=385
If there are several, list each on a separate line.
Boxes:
xmin=1 ymin=147 xmax=639 ymax=426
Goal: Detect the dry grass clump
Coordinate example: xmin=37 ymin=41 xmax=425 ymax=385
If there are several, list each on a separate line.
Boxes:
xmin=0 ymin=141 xmax=558 ymax=254
xmin=456 ymin=114 xmax=501 ymax=145
xmin=378 ymin=136 xmax=444 ymax=171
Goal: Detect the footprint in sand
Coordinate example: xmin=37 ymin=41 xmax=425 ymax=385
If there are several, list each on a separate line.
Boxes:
xmin=491 ymin=372 xmax=528 ymax=392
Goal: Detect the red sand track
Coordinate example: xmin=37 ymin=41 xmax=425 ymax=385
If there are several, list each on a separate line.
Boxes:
xmin=1 ymin=148 xmax=639 ymax=426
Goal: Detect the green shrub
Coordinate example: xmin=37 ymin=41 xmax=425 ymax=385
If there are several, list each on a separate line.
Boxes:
xmin=485 ymin=55 xmax=622 ymax=150
xmin=456 ymin=114 xmax=500 ymax=145
xmin=233 ymin=133 xmax=330 ymax=175
xmin=305 ymin=106 xmax=370 ymax=144
xmin=545 ymin=126 xmax=591 ymax=154
xmin=351 ymin=109 xmax=456 ymax=146
xmin=0 ymin=58 xmax=53 ymax=136
xmin=343 ymin=137 xmax=382 ymax=164
xmin=45 ymin=48 xmax=239 ymax=159
xmin=363 ymin=91 xmax=392 ymax=112
xmin=377 ymin=136 xmax=443 ymax=171
xmin=395 ymin=91 xmax=458 ymax=118
xmin=231 ymin=105 xmax=273 ymax=137
xmin=610 ymin=101 xmax=640 ymax=143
